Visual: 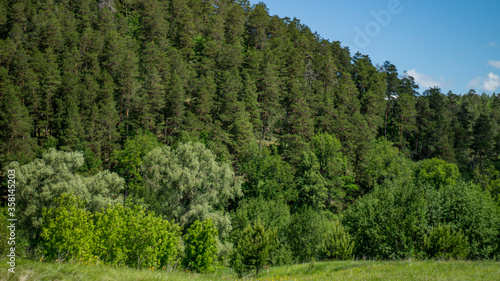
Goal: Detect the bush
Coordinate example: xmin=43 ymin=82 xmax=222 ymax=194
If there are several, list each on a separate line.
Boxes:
xmin=344 ymin=179 xmax=500 ymax=260
xmin=7 ymin=149 xmax=124 ymax=246
xmin=182 ymin=219 xmax=218 ymax=273
xmin=426 ymin=181 xmax=500 ymax=258
xmin=343 ymin=181 xmax=428 ymax=259
xmin=423 ymin=224 xmax=469 ymax=259
xmin=40 ymin=194 xmax=94 ymax=262
xmin=286 ymin=207 xmax=333 ymax=262
xmin=232 ymin=220 xmax=277 ymax=276
xmin=320 ymin=220 xmax=355 ymax=260
xmin=238 ymin=146 xmax=296 ymax=201
xmin=41 ymin=194 xmax=182 ymax=268
xmin=94 ymin=204 xmax=181 ymax=269
xmin=230 ymin=197 xmax=292 ymax=265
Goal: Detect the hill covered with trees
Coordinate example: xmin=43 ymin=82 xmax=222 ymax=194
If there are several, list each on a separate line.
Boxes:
xmin=0 ymin=0 xmax=499 ymax=273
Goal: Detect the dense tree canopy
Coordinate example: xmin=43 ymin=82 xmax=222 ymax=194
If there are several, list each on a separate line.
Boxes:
xmin=1 ymin=0 xmax=500 ymax=269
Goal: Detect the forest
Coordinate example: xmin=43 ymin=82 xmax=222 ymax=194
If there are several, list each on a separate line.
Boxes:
xmin=0 ymin=0 xmax=499 ymax=275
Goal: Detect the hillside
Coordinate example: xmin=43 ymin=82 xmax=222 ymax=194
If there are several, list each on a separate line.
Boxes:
xmin=0 ymin=0 xmax=499 ymax=275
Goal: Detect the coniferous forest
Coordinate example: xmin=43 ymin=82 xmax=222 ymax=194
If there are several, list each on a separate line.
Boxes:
xmin=0 ymin=0 xmax=499 ymax=275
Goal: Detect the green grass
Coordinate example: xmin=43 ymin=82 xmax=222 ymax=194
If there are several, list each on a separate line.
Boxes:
xmin=254 ymin=260 xmax=500 ymax=281
xmin=0 ymin=259 xmax=499 ymax=281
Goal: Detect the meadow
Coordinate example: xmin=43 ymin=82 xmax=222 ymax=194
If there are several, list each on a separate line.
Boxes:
xmin=0 ymin=259 xmax=499 ymax=281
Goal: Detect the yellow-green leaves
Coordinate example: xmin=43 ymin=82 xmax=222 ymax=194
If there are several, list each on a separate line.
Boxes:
xmin=41 ymin=194 xmax=94 ymax=262
xmin=41 ymin=194 xmax=182 ymax=269
xmin=182 ymin=219 xmax=218 ymax=273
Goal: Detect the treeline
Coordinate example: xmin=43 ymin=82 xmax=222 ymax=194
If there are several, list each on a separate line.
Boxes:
xmin=0 ymin=0 xmax=499 ymax=272
xmin=1 ymin=0 xmax=500 ymax=195
xmin=3 ymin=142 xmax=499 ymax=273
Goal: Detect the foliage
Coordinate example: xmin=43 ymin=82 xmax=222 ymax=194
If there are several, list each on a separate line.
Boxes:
xmin=0 ymin=208 xmax=10 ymax=256
xmin=343 ymin=181 xmax=428 ymax=259
xmin=41 ymin=194 xmax=181 ymax=269
xmin=310 ymin=132 xmax=358 ymax=209
xmin=286 ymin=207 xmax=334 ymax=262
xmin=232 ymin=220 xmax=277 ymax=276
xmin=345 ymin=179 xmax=500 ymax=260
xmin=230 ymin=197 xmax=292 ymax=266
xmin=359 ymin=138 xmax=414 ymax=191
xmin=2 ymin=0 xmax=500 ymax=267
xmin=320 ymin=220 xmax=355 ymax=260
xmin=7 ymin=149 xmax=124 ymax=245
xmin=415 ymin=158 xmax=461 ymax=187
xmin=423 ymin=224 xmax=469 ymax=259
xmin=182 ymin=219 xmax=218 ymax=273
xmin=141 ymin=142 xmax=241 ymax=240
xmin=1 ymin=0 xmax=498 ymax=194
xmin=111 ymin=130 xmax=161 ymax=200
xmin=425 ymin=181 xmax=500 ymax=259
xmin=94 ymin=203 xmax=181 ymax=269
xmin=238 ymin=146 xmax=296 ymax=202
xmin=40 ymin=194 xmax=94 ymax=262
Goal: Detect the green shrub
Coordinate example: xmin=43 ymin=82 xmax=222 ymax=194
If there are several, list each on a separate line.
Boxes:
xmin=343 ymin=181 xmax=428 ymax=259
xmin=94 ymin=204 xmax=181 ymax=269
xmin=93 ymin=204 xmax=128 ymax=266
xmin=40 ymin=194 xmax=94 ymax=262
xmin=230 ymin=197 xmax=292 ymax=266
xmin=233 ymin=220 xmax=277 ymax=276
xmin=426 ymin=181 xmax=500 ymax=258
xmin=182 ymin=219 xmax=218 ymax=273
xmin=321 ymin=220 xmax=355 ymax=260
xmin=286 ymin=208 xmax=334 ymax=262
xmin=423 ymin=224 xmax=469 ymax=259
xmin=344 ymin=179 xmax=500 ymax=260
xmin=41 ymin=196 xmax=182 ymax=268
xmin=7 ymin=149 xmax=124 ymax=246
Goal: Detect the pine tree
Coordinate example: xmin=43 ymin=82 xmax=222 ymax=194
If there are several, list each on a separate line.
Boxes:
xmin=471 ymin=114 xmax=493 ymax=171
xmin=246 ymin=3 xmax=270 ymax=50
xmin=169 ymin=0 xmax=197 ymax=54
xmin=33 ymin=47 xmax=61 ymax=138
xmin=382 ymin=61 xmax=398 ymax=138
xmin=0 ymin=68 xmax=35 ymax=164
xmin=164 ymin=70 xmax=187 ymax=143
xmin=60 ymin=96 xmax=84 ymax=151
xmin=280 ymin=79 xmax=314 ymax=166
xmin=141 ymin=43 xmax=165 ymax=134
xmin=189 ymin=71 xmax=217 ymax=133
xmin=234 ymin=220 xmax=277 ymax=276
xmin=98 ymin=71 xmax=120 ymax=168
xmin=258 ymin=60 xmax=282 ymax=148
xmin=392 ymin=75 xmax=418 ymax=152
xmin=352 ymin=53 xmax=386 ymax=134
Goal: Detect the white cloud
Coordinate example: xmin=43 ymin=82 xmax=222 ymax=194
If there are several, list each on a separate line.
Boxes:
xmin=406 ymin=69 xmax=443 ymax=88
xmin=488 ymin=60 xmax=500 ymax=69
xmin=489 ymin=42 xmax=498 ymax=47
xmin=468 ymin=77 xmax=480 ymax=88
xmin=468 ymin=72 xmax=500 ymax=92
xmin=483 ymin=73 xmax=500 ymax=91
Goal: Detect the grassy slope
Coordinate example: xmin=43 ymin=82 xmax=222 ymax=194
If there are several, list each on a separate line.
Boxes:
xmin=0 ymin=259 xmax=499 ymax=281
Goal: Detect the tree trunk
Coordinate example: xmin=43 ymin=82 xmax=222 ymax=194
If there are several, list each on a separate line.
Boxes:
xmin=472 ymin=150 xmax=478 ymax=171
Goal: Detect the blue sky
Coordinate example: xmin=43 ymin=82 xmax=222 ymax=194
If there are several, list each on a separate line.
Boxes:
xmin=248 ymin=0 xmax=500 ymax=95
